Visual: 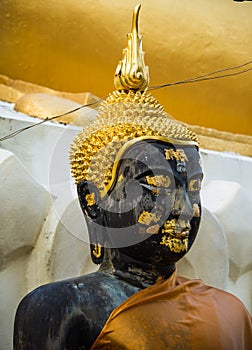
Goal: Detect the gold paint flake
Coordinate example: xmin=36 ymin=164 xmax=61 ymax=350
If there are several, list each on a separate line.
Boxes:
xmin=162 ymin=219 xmax=177 ymax=234
xmin=193 ymin=203 xmax=200 ymax=217
xmin=160 ymin=235 xmax=188 ymax=253
xmin=188 ymin=179 xmax=201 ymax=192
xmin=118 ymin=174 xmax=124 ymax=182
xmin=164 ymin=149 xmax=188 ymax=162
xmin=92 ymin=243 xmax=102 ymax=258
xmin=137 ymin=211 xmax=161 ymax=225
xmin=162 ymin=219 xmax=191 ymax=235
xmin=146 ymin=175 xmax=171 ymax=188
xmin=85 ymin=193 xmax=96 ymax=206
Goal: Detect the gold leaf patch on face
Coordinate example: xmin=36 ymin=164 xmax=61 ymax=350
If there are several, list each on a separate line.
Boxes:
xmin=188 ymin=179 xmax=201 ymax=192
xmin=85 ymin=193 xmax=96 ymax=206
xmin=138 ymin=211 xmax=161 ymax=225
xmin=164 ymin=149 xmax=188 ymax=162
xmin=146 ymin=175 xmax=171 ymax=188
xmin=160 ymin=235 xmax=188 ymax=253
xmin=118 ymin=174 xmax=124 ymax=182
xmin=193 ymin=204 xmax=200 ymax=217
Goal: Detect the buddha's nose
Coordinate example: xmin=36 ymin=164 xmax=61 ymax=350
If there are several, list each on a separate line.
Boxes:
xmin=172 ymin=188 xmax=194 ymax=220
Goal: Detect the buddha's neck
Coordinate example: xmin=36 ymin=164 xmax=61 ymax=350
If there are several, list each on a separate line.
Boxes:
xmin=99 ymin=248 xmax=176 ymax=289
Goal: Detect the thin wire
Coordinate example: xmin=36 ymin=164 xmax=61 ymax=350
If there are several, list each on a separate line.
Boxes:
xmin=148 ymin=66 xmax=252 ymax=91
xmin=148 ymin=60 xmax=252 ymax=91
xmin=0 ymin=96 xmax=106 ymax=142
xmin=179 ymin=67 xmax=252 ymax=84
xmin=0 ymin=60 xmax=252 ymax=142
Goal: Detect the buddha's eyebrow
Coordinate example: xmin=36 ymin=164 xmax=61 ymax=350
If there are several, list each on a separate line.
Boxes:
xmin=134 ymin=171 xmax=153 ymax=181
xmin=134 ymin=169 xmax=174 ymax=181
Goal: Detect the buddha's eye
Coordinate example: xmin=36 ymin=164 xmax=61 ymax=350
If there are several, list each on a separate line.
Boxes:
xmin=137 ymin=173 xmax=175 ymax=195
xmin=140 ymin=183 xmax=172 ymax=196
xmin=146 ymin=175 xmax=171 ymax=188
xmin=151 ymin=188 xmax=172 ymax=196
xmin=124 ymin=179 xmax=143 ymax=200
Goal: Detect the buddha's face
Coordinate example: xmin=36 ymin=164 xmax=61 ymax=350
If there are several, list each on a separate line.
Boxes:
xmin=99 ymin=139 xmax=203 ymax=266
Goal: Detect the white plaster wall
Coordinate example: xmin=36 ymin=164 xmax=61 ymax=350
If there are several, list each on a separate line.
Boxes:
xmin=0 ymin=148 xmax=51 ymax=350
xmin=0 ymin=101 xmax=251 ymax=350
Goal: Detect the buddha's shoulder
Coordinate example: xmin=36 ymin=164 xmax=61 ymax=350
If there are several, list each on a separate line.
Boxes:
xmin=192 ymin=279 xmax=251 ymax=317
xmin=211 ymin=286 xmax=249 ymax=310
xmin=178 ymin=275 xmax=250 ymax=316
xmin=14 ymin=272 xmax=133 ymax=348
xmin=16 ymin=271 xmax=133 ymax=313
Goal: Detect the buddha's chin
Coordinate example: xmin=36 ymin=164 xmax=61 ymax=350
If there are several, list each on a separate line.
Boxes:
xmin=160 ymin=235 xmax=189 ymax=254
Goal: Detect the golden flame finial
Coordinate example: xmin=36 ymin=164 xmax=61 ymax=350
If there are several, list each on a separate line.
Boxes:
xmin=114 ymin=4 xmax=149 ymax=91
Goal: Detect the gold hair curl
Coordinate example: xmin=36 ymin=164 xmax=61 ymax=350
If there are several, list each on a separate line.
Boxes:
xmin=70 ymin=90 xmax=198 ymax=195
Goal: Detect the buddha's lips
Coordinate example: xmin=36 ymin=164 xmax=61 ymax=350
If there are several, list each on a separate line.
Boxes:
xmin=162 ymin=221 xmax=191 ymax=239
xmin=172 ymin=231 xmax=189 ymax=239
xmin=140 ymin=220 xmax=191 ymax=238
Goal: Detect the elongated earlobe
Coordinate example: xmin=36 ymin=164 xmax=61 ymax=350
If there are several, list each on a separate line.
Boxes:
xmin=89 ymin=220 xmax=105 ymax=264
xmin=77 ymin=180 xmax=105 ymax=264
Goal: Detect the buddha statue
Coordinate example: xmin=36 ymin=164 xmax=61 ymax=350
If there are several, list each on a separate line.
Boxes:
xmin=14 ymin=5 xmax=252 ymax=350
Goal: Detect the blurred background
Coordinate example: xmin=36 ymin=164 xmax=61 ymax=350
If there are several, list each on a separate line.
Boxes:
xmin=0 ymin=0 xmax=252 ymax=135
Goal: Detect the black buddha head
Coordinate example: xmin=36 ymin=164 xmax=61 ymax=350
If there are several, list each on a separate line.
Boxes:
xmin=70 ymin=5 xmax=202 ymax=269
xmin=74 ymin=134 xmax=202 ymax=268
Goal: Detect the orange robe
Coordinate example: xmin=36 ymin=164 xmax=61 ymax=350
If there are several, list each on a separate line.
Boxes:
xmin=91 ymin=272 xmax=252 ymax=349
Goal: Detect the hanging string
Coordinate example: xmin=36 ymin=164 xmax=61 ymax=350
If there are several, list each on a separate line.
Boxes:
xmin=0 ymin=59 xmax=251 ymax=142
xmin=148 ymin=59 xmax=252 ymax=90
xmin=0 ymin=97 xmax=107 ymax=142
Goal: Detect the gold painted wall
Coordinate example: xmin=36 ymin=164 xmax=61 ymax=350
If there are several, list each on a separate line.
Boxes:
xmin=0 ymin=0 xmax=252 ymax=135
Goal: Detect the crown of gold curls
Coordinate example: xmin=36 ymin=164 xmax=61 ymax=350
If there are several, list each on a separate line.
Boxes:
xmin=70 ymin=5 xmax=198 ymax=197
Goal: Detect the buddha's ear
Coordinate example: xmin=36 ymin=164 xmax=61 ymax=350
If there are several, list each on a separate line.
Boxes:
xmin=77 ymin=180 xmax=101 ymax=220
xmin=77 ymin=180 xmax=105 ymax=264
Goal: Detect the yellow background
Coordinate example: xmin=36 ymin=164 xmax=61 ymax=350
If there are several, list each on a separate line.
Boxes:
xmin=0 ymin=0 xmax=252 ymax=135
